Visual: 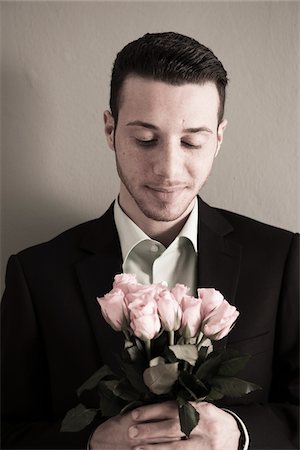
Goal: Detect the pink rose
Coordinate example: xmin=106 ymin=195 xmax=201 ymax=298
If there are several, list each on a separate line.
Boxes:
xmin=97 ymin=288 xmax=129 ymax=331
xmin=128 ymin=294 xmax=161 ymax=341
xmin=171 ymin=283 xmax=190 ymax=304
xmin=201 ymin=298 xmax=239 ymax=340
xmin=198 ymin=288 xmax=224 ymax=318
xmin=113 ymin=273 xmax=138 ymax=294
xmin=156 ymin=289 xmax=182 ymax=331
xmin=126 ymin=283 xmax=162 ymax=305
xmin=180 ymin=295 xmax=202 ymax=338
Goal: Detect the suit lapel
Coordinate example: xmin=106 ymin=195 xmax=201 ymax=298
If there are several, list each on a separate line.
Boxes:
xmin=75 ymin=204 xmax=124 ymax=374
xmin=197 ymin=198 xmax=242 ymax=349
xmin=197 ymin=198 xmax=242 ymax=304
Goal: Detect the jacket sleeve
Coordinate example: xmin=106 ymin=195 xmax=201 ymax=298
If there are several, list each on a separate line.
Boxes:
xmin=229 ymin=232 xmax=299 ymax=449
xmin=1 ymin=255 xmax=97 ymax=449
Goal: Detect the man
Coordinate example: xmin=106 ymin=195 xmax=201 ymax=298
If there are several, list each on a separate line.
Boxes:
xmin=1 ymin=32 xmax=299 ymax=450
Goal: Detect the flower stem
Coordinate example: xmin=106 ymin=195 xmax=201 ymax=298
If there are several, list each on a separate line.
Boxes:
xmin=169 ymin=330 xmax=175 ymax=346
xmin=196 ymin=331 xmax=204 ymax=345
xmin=123 ymin=330 xmax=130 ymax=341
xmin=145 ymin=339 xmax=151 ymax=361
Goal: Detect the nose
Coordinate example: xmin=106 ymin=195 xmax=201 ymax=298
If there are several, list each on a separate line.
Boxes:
xmin=152 ymin=140 xmax=183 ymax=180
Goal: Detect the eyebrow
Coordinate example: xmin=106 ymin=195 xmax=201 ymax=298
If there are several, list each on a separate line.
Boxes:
xmin=126 ymin=121 xmax=157 ymax=130
xmin=183 ymin=127 xmax=213 ymax=134
xmin=126 ymin=121 xmax=213 ymax=134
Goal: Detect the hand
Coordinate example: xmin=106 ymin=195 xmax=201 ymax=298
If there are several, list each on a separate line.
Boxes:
xmin=189 ymin=401 xmax=240 ymax=450
xmin=128 ymin=401 xmax=240 ymax=450
xmin=90 ymin=401 xmax=240 ymax=450
xmin=89 ymin=401 xmax=183 ymax=450
xmin=89 ymin=409 xmax=137 ymax=450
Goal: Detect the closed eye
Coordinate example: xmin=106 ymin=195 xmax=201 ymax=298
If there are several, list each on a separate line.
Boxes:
xmin=182 ymin=141 xmax=202 ymax=149
xmin=135 ymin=138 xmax=158 ymax=147
xmin=135 ymin=138 xmax=202 ymax=149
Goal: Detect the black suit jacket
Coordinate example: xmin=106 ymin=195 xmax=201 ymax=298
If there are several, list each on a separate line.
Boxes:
xmin=1 ymin=198 xmax=299 ymax=449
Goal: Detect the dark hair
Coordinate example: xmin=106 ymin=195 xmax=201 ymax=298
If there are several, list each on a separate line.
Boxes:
xmin=110 ymin=32 xmax=228 ymax=124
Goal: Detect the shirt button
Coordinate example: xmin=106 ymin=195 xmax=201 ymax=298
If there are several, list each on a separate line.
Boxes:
xmin=150 ymin=244 xmax=159 ymax=253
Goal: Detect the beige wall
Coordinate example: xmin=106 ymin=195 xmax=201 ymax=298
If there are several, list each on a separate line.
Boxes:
xmin=1 ymin=1 xmax=299 ymax=291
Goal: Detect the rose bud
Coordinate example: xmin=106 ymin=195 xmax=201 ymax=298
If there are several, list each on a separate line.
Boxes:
xmin=128 ymin=294 xmax=161 ymax=341
xmin=157 ymin=289 xmax=182 ymax=331
xmin=179 ymin=295 xmax=202 ymax=338
xmin=201 ymin=299 xmax=239 ymax=340
xmin=171 ymin=283 xmax=190 ymax=305
xmin=198 ymin=288 xmax=225 ymax=318
xmin=97 ymin=288 xmax=129 ymax=331
xmin=113 ymin=273 xmax=138 ymax=294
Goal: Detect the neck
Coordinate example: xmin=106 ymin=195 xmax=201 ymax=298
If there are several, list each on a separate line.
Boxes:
xmin=118 ymin=190 xmax=196 ymax=247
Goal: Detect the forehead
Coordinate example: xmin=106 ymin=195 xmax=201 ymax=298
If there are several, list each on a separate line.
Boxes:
xmin=118 ymin=75 xmax=220 ymax=126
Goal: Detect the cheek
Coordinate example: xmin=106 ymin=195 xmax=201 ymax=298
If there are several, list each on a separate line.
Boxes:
xmin=188 ymin=152 xmax=215 ymax=176
xmin=117 ymin=149 xmax=147 ymax=179
xmin=116 ymin=136 xmax=146 ymax=165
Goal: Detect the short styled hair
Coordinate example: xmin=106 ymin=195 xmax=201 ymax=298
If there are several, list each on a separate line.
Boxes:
xmin=109 ymin=31 xmax=228 ymax=124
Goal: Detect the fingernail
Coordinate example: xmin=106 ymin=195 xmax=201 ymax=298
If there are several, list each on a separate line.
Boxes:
xmin=132 ymin=409 xmax=140 ymax=420
xmin=129 ymin=425 xmax=139 ymax=438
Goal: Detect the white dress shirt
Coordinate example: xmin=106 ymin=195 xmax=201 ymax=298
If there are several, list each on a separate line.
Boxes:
xmin=114 ymin=198 xmax=198 ymax=294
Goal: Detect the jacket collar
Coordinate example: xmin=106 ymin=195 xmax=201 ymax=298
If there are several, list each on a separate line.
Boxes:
xmin=78 ymin=197 xmax=235 ymax=256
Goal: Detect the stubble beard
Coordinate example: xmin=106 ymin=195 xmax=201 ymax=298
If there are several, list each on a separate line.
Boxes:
xmin=115 ymin=156 xmax=196 ymax=223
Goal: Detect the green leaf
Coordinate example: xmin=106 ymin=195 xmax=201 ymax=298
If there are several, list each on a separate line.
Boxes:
xmin=177 ymin=401 xmax=199 ymax=438
xmin=113 ymin=378 xmax=141 ymax=401
xmin=164 ymin=347 xmax=179 ymax=364
xmin=194 ymin=346 xmax=210 ymax=371
xmin=195 ymin=353 xmax=223 ymax=380
xmin=101 ymin=379 xmax=119 ymax=393
xmin=211 ymin=376 xmax=261 ymax=397
xmin=143 ymin=362 xmax=179 ymax=395
xmin=124 ymin=339 xmax=134 ymax=350
xmin=179 ymin=371 xmax=209 ymax=400
xmin=121 ymin=361 xmax=149 ymax=394
xmin=176 ymin=388 xmax=192 ymax=404
xmin=120 ymin=400 xmax=145 ymax=415
xmin=126 ymin=345 xmax=147 ymax=366
xmin=77 ymin=365 xmax=116 ymax=397
xmin=204 ymin=387 xmax=225 ymax=401
xmin=101 ymin=377 xmax=141 ymax=404
xmin=60 ymin=403 xmax=98 ymax=432
xmin=169 ymin=345 xmax=198 ymax=366
xmin=218 ymin=354 xmax=251 ymax=377
xmin=150 ymin=356 xmax=166 ymax=367
xmin=98 ymin=382 xmax=125 ymax=417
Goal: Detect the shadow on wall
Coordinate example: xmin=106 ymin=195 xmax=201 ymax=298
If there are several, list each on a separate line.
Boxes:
xmin=1 ymin=65 xmax=89 ymax=292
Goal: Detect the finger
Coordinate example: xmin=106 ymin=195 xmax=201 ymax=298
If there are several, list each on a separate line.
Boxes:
xmin=131 ymin=401 xmax=178 ymax=422
xmin=128 ymin=418 xmax=184 ymax=443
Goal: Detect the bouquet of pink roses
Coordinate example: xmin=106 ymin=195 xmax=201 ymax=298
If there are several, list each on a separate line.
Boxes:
xmin=61 ymin=274 xmax=259 ymax=437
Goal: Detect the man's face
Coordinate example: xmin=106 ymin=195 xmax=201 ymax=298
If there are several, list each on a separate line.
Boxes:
xmin=104 ymin=75 xmax=226 ymax=223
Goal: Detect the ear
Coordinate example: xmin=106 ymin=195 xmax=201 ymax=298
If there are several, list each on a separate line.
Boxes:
xmin=215 ymin=119 xmax=227 ymax=158
xmin=103 ymin=110 xmax=116 ymax=151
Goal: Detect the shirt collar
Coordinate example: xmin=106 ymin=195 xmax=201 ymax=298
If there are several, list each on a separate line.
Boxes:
xmin=176 ymin=199 xmax=198 ymax=251
xmin=114 ymin=198 xmax=198 ymax=262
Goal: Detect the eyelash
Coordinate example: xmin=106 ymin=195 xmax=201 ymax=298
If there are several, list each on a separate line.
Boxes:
xmin=136 ymin=139 xmax=157 ymax=147
xmin=135 ymin=139 xmax=201 ymax=149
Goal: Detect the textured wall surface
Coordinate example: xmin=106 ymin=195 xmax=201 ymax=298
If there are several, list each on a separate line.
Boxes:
xmin=1 ymin=1 xmax=299 ymax=291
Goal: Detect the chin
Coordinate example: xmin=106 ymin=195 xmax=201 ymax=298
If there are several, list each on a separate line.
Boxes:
xmin=138 ymin=203 xmax=190 ymax=223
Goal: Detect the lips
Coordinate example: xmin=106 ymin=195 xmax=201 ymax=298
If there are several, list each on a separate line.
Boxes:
xmin=145 ymin=185 xmax=186 ymax=202
xmin=146 ymin=185 xmax=186 ymax=193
